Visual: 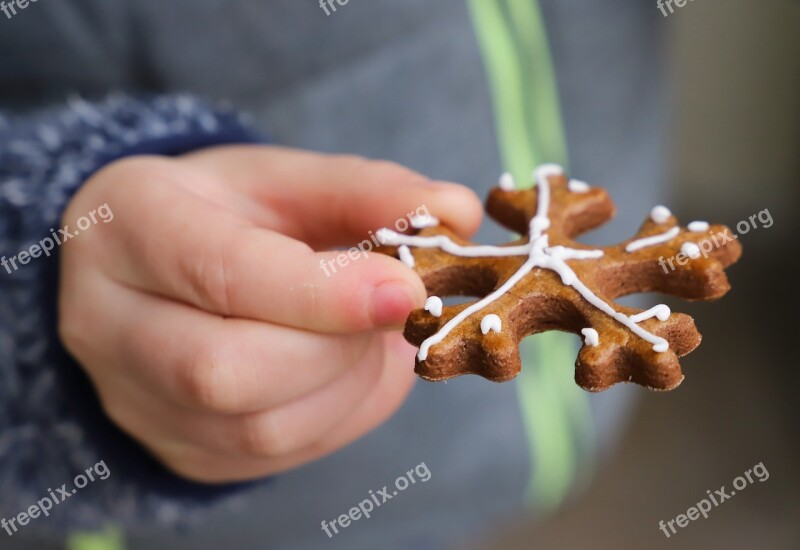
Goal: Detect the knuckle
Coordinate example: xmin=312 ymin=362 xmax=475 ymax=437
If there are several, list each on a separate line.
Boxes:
xmin=177 ymin=240 xmax=231 ymax=314
xmin=179 ymin=339 xmax=240 ymax=413
xmin=237 ymin=413 xmax=294 ymax=458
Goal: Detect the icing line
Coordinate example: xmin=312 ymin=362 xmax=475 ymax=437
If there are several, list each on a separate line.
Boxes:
xmin=383 ymin=165 xmax=673 ymax=360
xmin=626 ymin=227 xmax=680 ymax=252
xmin=397 ymin=245 xmax=415 ymax=268
xmin=418 ymin=253 xmax=537 ymax=360
xmin=629 ymin=304 xmax=671 ymax=323
xmin=377 ymin=229 xmax=530 ymax=257
xmin=410 ymin=214 xmax=440 ymax=229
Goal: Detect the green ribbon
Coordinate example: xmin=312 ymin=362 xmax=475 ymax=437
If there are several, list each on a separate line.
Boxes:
xmin=467 ymin=0 xmax=595 ymax=510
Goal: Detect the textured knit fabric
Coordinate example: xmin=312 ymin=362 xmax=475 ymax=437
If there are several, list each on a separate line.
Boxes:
xmin=0 ymin=95 xmax=264 ymax=531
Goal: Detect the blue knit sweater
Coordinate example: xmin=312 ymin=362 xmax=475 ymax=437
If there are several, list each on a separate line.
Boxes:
xmin=0 ymin=95 xmax=265 ymax=531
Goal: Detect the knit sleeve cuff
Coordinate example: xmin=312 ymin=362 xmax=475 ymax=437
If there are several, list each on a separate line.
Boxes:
xmin=0 ymin=95 xmax=267 ymax=532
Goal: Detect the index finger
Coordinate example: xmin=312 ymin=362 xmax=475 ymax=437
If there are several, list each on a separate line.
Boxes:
xmin=179 ymin=145 xmax=484 ymax=247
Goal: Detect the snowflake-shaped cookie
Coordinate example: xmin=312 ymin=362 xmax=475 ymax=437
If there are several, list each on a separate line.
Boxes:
xmin=376 ymin=165 xmax=741 ymax=391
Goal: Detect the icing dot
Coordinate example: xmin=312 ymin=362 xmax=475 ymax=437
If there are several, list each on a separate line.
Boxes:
xmin=498 ymin=172 xmax=516 ymax=191
xmin=410 ymin=214 xmax=439 ymax=229
xmin=397 ymin=245 xmax=415 ymax=268
xmin=688 ymin=221 xmax=710 ymax=233
xmin=581 ymin=328 xmax=599 ymax=347
xmin=653 ymin=340 xmax=669 ymax=353
xmin=568 ymin=179 xmax=590 ymax=193
xmin=424 ymin=296 xmax=443 ymax=317
xmin=650 ymin=205 xmax=672 ymax=224
xmin=681 ymin=242 xmax=702 ymax=259
xmin=480 ymin=314 xmax=502 ymax=335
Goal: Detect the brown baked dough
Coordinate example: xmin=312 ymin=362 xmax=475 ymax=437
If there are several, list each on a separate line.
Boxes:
xmin=376 ymin=171 xmax=741 ymax=391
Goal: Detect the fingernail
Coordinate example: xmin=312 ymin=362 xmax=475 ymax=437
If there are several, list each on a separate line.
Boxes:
xmin=371 ymin=281 xmax=421 ymax=327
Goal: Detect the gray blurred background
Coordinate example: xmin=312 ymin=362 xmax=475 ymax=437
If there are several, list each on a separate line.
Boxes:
xmin=479 ymin=1 xmax=800 ymax=548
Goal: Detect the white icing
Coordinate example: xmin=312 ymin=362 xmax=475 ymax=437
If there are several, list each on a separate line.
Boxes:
xmin=681 ymin=242 xmax=701 ymax=259
xmin=568 ymin=179 xmax=590 ymax=193
xmin=424 ymin=296 xmax=443 ymax=317
xmin=581 ymin=328 xmax=599 ymax=347
xmin=688 ymin=221 xmax=709 ymax=233
xmin=545 ymin=246 xmax=604 ymax=261
xmin=650 ymin=205 xmax=672 ymax=224
xmin=410 ymin=214 xmax=440 ymax=229
xmin=376 ymin=227 xmax=397 ymax=244
xmin=625 ymin=227 xmax=680 ymax=252
xmin=480 ymin=314 xmax=502 ymax=335
xmin=630 ymin=304 xmax=671 ymax=323
xmin=541 ymin=254 xmax=668 ymax=353
xmin=386 ymin=166 xmax=673 ymax=360
xmin=397 ymin=245 xmax=415 ymax=268
xmin=498 ymin=172 xmax=516 ymax=191
xmin=376 ymin=229 xmax=530 ymax=257
xmin=417 ymin=251 xmax=537 ymax=360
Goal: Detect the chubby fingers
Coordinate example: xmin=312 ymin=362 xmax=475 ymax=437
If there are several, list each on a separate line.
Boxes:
xmin=69 ymin=276 xmax=393 ymax=415
xmin=98 ymin=171 xmax=426 ymax=332
xmin=90 ymin=331 xmax=417 ymax=483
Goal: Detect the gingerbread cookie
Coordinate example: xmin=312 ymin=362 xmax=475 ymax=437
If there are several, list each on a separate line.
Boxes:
xmin=376 ymin=165 xmax=741 ymax=391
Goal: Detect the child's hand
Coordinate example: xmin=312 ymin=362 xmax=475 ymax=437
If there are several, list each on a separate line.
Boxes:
xmin=57 ymin=146 xmax=482 ymax=483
